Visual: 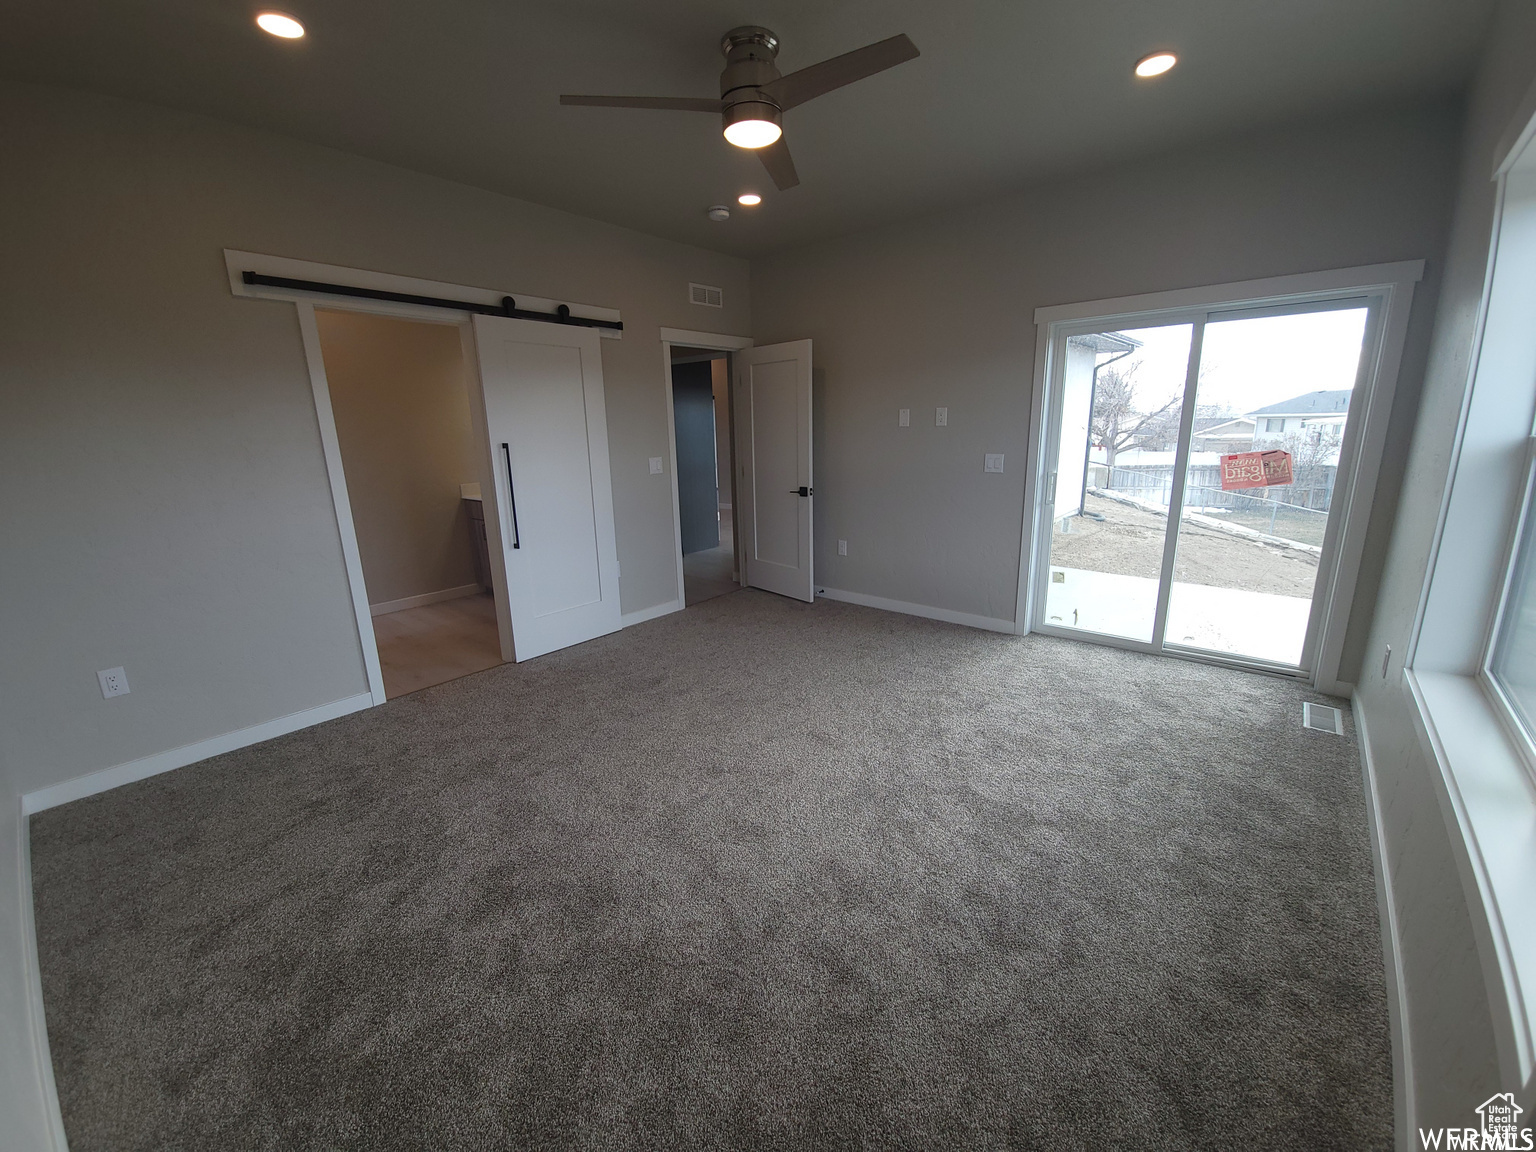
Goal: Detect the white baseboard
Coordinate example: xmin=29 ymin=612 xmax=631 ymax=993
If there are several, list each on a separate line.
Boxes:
xmin=622 ymin=598 xmax=683 ymax=628
xmin=817 ymin=587 xmax=1017 ymax=634
xmin=1353 ymin=693 xmax=1415 ymax=1151
xmin=369 ymin=583 xmax=482 ymax=617
xmin=22 ymin=693 xmax=375 ymax=814
xmin=9 ymin=799 xmax=69 ymax=1151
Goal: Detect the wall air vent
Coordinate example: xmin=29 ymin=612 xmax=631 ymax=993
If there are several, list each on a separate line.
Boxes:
xmin=1301 ymin=702 xmax=1345 ymax=735
xmin=689 ymin=283 xmax=724 ymax=308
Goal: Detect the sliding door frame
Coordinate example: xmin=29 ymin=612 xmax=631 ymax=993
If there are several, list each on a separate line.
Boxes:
xmin=1017 ymin=261 xmax=1423 ymax=693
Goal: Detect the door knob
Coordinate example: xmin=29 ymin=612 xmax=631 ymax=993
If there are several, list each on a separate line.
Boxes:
xmin=793 ymin=486 xmax=813 ymax=497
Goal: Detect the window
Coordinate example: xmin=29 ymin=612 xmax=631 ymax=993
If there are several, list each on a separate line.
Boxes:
xmin=1265 ymin=417 xmax=1284 ymax=433
xmin=1404 ymin=127 xmax=1536 ymax=1093
xmin=1488 ymin=443 xmax=1536 ymax=763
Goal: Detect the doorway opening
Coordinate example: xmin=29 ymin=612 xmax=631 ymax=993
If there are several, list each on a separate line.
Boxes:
xmin=661 ymin=329 xmax=816 ymax=607
xmin=671 ymin=345 xmax=741 ymax=606
xmin=314 ymin=309 xmax=502 ymax=697
xmin=1034 ymin=291 xmax=1388 ymax=678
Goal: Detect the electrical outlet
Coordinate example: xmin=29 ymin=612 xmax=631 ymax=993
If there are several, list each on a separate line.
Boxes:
xmin=648 ymin=457 xmax=663 ymax=475
xmin=984 ymin=453 xmax=1005 ymax=473
xmin=838 ymin=539 xmax=848 ymax=556
xmin=935 ymin=407 xmax=948 ymax=427
xmin=898 ymin=408 xmax=910 ymax=427
xmin=98 ymin=667 xmax=130 ymax=698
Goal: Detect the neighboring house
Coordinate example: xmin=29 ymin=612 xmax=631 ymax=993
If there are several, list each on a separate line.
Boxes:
xmin=1191 ymin=416 xmax=1256 ymax=454
xmin=1054 ymin=331 xmax=1140 ymax=521
xmin=1247 ymin=389 xmax=1352 ymax=442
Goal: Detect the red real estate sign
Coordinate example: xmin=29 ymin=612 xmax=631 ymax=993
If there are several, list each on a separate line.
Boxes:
xmin=1220 ymin=450 xmax=1294 ymax=490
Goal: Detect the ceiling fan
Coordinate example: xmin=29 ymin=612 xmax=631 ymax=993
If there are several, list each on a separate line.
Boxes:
xmin=560 ymin=26 xmax=920 ymax=191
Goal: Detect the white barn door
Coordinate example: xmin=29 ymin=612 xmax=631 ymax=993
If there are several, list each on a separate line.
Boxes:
xmin=737 ymin=340 xmax=813 ymax=602
xmin=469 ymin=315 xmax=622 ymax=661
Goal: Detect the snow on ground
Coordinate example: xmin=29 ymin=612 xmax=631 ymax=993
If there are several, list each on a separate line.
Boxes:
xmin=1043 ymin=568 xmax=1310 ymax=666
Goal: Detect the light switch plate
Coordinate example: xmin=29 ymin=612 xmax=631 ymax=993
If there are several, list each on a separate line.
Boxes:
xmin=935 ymin=407 xmax=948 ymax=426
xmin=838 ymin=539 xmax=848 ymax=555
xmin=985 ymin=453 xmax=1005 ymax=473
xmin=98 ymin=667 xmax=130 ymax=698
xmin=898 ymin=408 xmax=910 ymax=427
xmin=648 ymin=457 xmax=663 ymax=474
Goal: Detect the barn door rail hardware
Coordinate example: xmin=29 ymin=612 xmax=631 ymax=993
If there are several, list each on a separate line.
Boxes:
xmin=240 ymin=271 xmax=624 ymax=332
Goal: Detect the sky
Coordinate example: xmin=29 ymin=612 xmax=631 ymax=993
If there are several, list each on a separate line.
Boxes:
xmin=1107 ymin=307 xmax=1369 ymax=418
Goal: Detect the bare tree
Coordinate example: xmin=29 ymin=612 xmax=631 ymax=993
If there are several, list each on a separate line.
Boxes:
xmin=1277 ymin=423 xmax=1343 ymax=509
xmin=1090 ymin=359 xmax=1182 ymax=468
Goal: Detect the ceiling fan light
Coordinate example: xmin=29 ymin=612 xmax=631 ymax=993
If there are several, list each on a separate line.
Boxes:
xmin=723 ymin=119 xmax=782 ymax=149
xmin=723 ymin=101 xmax=782 ymax=149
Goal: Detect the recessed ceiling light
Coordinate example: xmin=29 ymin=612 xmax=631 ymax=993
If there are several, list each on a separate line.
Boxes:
xmin=1135 ymin=51 xmax=1177 ymax=78
xmin=737 ymin=193 xmax=762 ymax=207
xmin=256 ymin=11 xmax=305 ymax=38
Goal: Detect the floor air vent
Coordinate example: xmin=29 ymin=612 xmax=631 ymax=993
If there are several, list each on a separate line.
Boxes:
xmin=689 ymin=282 xmax=723 ymax=308
xmin=1302 ymin=702 xmax=1345 ymax=735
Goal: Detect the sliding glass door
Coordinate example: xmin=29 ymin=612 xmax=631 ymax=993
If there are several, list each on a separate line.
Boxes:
xmin=1035 ymin=296 xmax=1377 ymax=674
xmin=1042 ymin=322 xmax=1195 ymax=643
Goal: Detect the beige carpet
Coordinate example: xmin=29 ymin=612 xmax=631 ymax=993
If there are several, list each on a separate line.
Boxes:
xmin=30 ymin=590 xmax=1388 ymax=1151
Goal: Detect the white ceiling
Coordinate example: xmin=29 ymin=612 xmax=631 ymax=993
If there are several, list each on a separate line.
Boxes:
xmin=2 ymin=0 xmax=1494 ymax=257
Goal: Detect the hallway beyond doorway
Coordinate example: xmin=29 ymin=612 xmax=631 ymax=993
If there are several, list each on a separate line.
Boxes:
xmin=683 ymin=507 xmax=738 ymax=606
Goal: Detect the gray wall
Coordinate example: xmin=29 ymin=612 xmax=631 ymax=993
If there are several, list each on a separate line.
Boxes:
xmin=672 ymin=361 xmax=721 ymax=555
xmin=316 ymin=310 xmax=480 ymax=608
xmin=0 ymin=80 xmax=748 ymax=1143
xmin=752 ymin=102 xmax=1462 ymax=650
xmin=1354 ymin=0 xmax=1536 ymax=1129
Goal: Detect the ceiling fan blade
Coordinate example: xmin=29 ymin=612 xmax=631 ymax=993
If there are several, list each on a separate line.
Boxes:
xmin=758 ymin=138 xmax=800 ymax=191
xmin=760 ymin=34 xmax=919 ymax=111
xmin=559 ymin=95 xmax=722 ymax=113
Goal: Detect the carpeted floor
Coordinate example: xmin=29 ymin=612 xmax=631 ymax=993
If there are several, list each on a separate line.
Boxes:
xmin=30 ymin=591 xmax=1390 ymax=1151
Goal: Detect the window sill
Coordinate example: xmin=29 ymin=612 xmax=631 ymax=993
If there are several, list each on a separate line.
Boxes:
xmin=1406 ymin=668 xmax=1536 ymax=1094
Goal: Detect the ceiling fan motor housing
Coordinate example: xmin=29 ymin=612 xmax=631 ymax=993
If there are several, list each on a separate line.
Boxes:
xmin=720 ymin=25 xmax=783 ymax=132
xmin=559 ymin=25 xmax=916 ymax=189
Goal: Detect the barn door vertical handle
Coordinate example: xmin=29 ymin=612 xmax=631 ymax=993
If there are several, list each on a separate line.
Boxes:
xmin=501 ymin=443 xmax=521 ymax=549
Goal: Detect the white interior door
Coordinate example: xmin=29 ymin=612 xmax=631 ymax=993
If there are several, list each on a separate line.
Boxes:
xmin=736 ymin=340 xmax=813 ymax=602
xmin=469 ymin=315 xmax=622 ymax=661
